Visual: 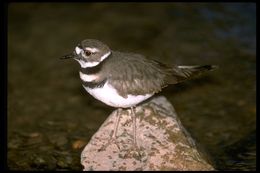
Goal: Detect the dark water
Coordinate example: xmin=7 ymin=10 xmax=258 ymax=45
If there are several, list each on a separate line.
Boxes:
xmin=8 ymin=3 xmax=256 ymax=170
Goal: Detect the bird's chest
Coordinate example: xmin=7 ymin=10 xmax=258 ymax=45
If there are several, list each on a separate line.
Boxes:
xmin=82 ymin=82 xmax=153 ymax=108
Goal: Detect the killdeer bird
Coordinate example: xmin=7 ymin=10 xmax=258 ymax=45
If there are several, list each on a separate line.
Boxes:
xmin=61 ymin=39 xmax=217 ymax=149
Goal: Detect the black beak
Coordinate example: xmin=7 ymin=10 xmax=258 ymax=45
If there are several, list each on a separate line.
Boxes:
xmin=60 ymin=52 xmax=76 ymax=60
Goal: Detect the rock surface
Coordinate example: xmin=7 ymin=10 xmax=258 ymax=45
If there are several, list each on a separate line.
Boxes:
xmin=81 ymin=96 xmax=214 ymax=171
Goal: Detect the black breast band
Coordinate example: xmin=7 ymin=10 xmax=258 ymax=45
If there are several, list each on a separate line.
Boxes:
xmin=82 ymin=79 xmax=107 ymax=89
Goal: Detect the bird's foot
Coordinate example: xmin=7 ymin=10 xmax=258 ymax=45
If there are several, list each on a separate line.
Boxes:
xmin=98 ymin=130 xmax=121 ymax=152
xmin=125 ymin=144 xmax=147 ymax=161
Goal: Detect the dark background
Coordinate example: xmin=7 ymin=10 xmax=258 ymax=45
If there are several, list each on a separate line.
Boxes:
xmin=7 ymin=3 xmax=256 ymax=170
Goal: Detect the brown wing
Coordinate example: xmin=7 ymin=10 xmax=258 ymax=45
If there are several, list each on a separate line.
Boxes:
xmin=102 ymin=52 xmax=172 ymax=98
xmin=101 ymin=51 xmax=216 ymax=98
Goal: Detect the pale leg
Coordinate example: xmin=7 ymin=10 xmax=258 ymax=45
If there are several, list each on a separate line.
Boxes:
xmin=98 ymin=108 xmax=121 ymax=151
xmin=131 ymin=107 xmax=137 ymax=147
xmin=112 ymin=108 xmax=122 ymax=139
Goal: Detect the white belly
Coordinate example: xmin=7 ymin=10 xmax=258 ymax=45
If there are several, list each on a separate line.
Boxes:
xmin=83 ymin=82 xmax=153 ymax=108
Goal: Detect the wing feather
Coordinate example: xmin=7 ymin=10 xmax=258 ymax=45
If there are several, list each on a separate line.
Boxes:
xmin=101 ymin=51 xmax=216 ymax=98
xmin=102 ymin=52 xmax=169 ymax=97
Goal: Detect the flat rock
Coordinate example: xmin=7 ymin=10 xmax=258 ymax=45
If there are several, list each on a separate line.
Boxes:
xmin=81 ymin=96 xmax=214 ymax=171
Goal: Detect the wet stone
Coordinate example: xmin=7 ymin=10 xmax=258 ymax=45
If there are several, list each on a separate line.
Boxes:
xmin=48 ymin=133 xmax=68 ymax=147
xmin=56 ymin=156 xmax=73 ymax=169
xmin=29 ymin=132 xmax=41 ymax=138
xmin=25 ymin=133 xmax=43 ymax=146
xmin=72 ymin=139 xmax=88 ymax=150
xmin=29 ymin=153 xmax=57 ymax=170
xmin=33 ymin=157 xmax=46 ymax=168
xmin=57 ymin=160 xmax=68 ymax=168
xmin=8 ymin=138 xmax=21 ymax=149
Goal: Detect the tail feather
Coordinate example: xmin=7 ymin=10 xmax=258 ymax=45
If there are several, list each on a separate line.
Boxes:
xmin=178 ymin=65 xmax=218 ymax=70
xmin=167 ymin=65 xmax=218 ymax=84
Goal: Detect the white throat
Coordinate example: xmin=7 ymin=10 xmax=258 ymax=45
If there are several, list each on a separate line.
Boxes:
xmin=75 ymin=51 xmax=111 ymax=68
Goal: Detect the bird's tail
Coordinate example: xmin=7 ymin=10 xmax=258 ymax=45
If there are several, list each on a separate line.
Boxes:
xmin=168 ymin=65 xmax=218 ymax=84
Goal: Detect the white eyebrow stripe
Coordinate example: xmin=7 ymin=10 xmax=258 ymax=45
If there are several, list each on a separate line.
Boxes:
xmin=75 ymin=47 xmax=82 ymax=54
xmin=100 ymin=51 xmax=111 ymax=61
xmin=85 ymin=47 xmax=99 ymax=53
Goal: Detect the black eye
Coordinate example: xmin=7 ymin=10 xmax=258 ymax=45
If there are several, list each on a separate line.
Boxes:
xmin=84 ymin=50 xmax=92 ymax=56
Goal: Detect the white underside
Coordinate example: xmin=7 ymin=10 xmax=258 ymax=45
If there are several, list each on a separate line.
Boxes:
xmin=83 ymin=82 xmax=153 ymax=108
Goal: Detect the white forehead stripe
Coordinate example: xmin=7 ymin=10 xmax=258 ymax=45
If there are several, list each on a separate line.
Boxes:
xmin=75 ymin=47 xmax=82 ymax=55
xmin=85 ymin=47 xmax=99 ymax=53
xmin=79 ymin=71 xmax=98 ymax=82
